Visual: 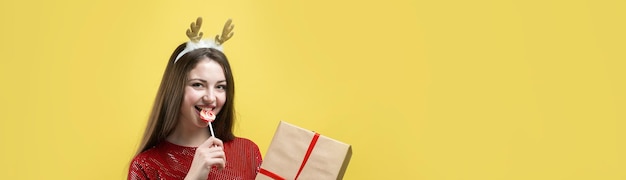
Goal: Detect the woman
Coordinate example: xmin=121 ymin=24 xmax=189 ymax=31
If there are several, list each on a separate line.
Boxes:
xmin=128 ymin=17 xmax=262 ymax=180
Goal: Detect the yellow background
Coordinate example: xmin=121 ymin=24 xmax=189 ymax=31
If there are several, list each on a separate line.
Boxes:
xmin=1 ymin=0 xmax=624 ymax=179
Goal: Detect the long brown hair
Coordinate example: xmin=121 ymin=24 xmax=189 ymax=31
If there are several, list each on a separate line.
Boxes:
xmin=135 ymin=43 xmax=236 ymax=155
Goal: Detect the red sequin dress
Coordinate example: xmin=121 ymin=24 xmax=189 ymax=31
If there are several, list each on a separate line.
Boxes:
xmin=128 ymin=137 xmax=262 ymax=180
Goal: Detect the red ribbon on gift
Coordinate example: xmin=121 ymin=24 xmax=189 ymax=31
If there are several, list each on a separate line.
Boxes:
xmin=259 ymin=133 xmax=320 ymax=180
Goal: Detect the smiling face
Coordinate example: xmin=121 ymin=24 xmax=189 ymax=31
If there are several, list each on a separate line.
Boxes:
xmin=178 ymin=57 xmax=227 ymax=128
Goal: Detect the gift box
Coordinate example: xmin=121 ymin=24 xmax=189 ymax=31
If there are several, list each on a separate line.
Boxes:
xmin=256 ymin=121 xmax=352 ymax=180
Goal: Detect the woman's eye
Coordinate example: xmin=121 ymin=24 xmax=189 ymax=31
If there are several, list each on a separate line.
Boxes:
xmin=216 ymin=85 xmax=227 ymax=90
xmin=192 ymin=83 xmax=204 ymax=87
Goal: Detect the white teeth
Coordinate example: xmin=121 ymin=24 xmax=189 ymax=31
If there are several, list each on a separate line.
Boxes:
xmin=197 ymin=106 xmax=211 ymax=111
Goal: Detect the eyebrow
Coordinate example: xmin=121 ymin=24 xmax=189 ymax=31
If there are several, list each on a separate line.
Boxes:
xmin=188 ymin=79 xmax=227 ymax=83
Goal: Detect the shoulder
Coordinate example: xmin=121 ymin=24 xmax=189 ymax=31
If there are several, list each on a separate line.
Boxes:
xmin=225 ymin=137 xmax=261 ymax=153
xmin=128 ymin=148 xmax=158 ymax=179
xmin=226 ymin=137 xmax=263 ymax=166
xmin=130 ymin=148 xmax=156 ymax=168
xmin=228 ymin=137 xmax=260 ymax=148
xmin=133 ymin=146 xmax=160 ymax=161
xmin=129 ymin=143 xmax=166 ymax=170
xmin=128 ymin=144 xmax=171 ymax=179
xmin=232 ymin=137 xmax=257 ymax=145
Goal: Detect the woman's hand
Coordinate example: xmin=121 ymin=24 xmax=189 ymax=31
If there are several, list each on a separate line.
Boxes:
xmin=185 ymin=137 xmax=226 ymax=180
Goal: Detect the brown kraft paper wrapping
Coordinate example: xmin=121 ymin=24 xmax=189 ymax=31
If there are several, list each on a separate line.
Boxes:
xmin=256 ymin=121 xmax=352 ymax=180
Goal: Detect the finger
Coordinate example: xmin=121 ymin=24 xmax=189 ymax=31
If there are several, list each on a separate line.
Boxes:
xmin=211 ymin=136 xmax=224 ymax=147
xmin=200 ymin=136 xmax=223 ymax=147
xmin=207 ymin=150 xmax=226 ymax=166
xmin=206 ymin=158 xmax=226 ymax=170
xmin=207 ymin=146 xmax=223 ymax=152
xmin=207 ymin=151 xmax=225 ymax=159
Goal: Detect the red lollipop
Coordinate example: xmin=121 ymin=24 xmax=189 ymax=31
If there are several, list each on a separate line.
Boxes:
xmin=200 ymin=109 xmax=216 ymax=137
xmin=200 ymin=109 xmax=216 ymax=122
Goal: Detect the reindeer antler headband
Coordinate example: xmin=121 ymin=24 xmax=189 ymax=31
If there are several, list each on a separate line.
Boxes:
xmin=174 ymin=17 xmax=234 ymax=63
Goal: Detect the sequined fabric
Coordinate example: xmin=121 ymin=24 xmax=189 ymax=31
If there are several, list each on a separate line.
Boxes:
xmin=129 ymin=137 xmax=262 ymax=180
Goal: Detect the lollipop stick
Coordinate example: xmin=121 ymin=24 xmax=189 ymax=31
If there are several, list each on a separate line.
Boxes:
xmin=209 ymin=122 xmax=215 ymax=137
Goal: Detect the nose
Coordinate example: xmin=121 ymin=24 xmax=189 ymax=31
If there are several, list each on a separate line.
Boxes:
xmin=202 ymin=89 xmax=216 ymax=103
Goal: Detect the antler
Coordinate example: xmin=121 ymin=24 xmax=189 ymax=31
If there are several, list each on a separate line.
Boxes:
xmin=215 ymin=19 xmax=234 ymax=45
xmin=186 ymin=17 xmax=204 ymax=42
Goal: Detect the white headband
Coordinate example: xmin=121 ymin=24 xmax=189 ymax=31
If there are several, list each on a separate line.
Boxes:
xmin=174 ymin=17 xmax=233 ymax=63
xmin=174 ymin=40 xmax=223 ymax=63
